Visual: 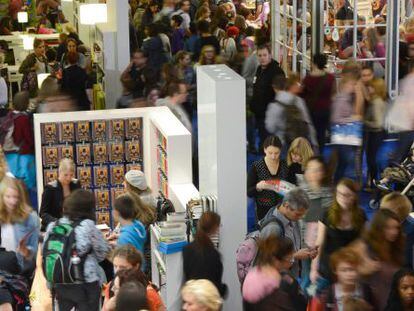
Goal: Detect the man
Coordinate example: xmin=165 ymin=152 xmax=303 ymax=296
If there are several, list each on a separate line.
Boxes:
xmin=194 ymin=20 xmax=220 ymax=60
xmin=251 ymin=44 xmax=285 ymax=151
xmin=340 ymin=15 xmax=365 ymax=51
xmin=172 ymin=0 xmax=191 ymax=31
xmin=260 ymin=187 xmax=317 ymax=277
xmin=155 ymin=80 xmax=192 ymax=132
xmin=121 ymin=49 xmax=149 ymax=98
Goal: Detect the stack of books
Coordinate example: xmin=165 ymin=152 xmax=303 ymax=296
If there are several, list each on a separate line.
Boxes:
xmin=154 ymin=213 xmax=188 ymax=254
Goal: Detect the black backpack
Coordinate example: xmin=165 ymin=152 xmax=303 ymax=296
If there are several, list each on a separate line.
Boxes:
xmin=276 ymin=98 xmax=309 ymax=145
xmin=42 ymin=220 xmax=86 ymax=284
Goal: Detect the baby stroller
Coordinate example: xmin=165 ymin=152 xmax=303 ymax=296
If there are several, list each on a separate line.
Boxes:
xmin=370 ymin=147 xmax=414 ymax=208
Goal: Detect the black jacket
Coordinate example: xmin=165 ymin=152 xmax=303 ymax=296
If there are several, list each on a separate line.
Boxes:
xmin=40 ymin=179 xmax=81 ymax=231
xmin=182 ymin=241 xmax=227 ymax=298
xmin=252 ymin=60 xmax=285 ymax=118
xmin=61 ymin=65 xmax=90 ymax=110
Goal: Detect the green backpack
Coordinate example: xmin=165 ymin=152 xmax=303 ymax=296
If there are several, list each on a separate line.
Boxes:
xmin=42 ymin=220 xmax=85 ymax=284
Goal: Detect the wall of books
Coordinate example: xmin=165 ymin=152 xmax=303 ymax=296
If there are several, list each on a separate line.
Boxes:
xmin=38 ymin=117 xmax=143 ymax=228
xmin=154 ymin=124 xmax=168 ymax=198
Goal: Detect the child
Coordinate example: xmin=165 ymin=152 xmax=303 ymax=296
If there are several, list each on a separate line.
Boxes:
xmin=111 ymin=193 xmax=146 ymax=254
xmin=309 ymin=247 xmax=376 ymax=310
xmin=286 ymin=137 xmax=314 ymax=184
xmin=376 ymin=146 xmax=414 ymax=190
xmin=171 ymin=15 xmax=185 ymax=55
xmin=102 ymin=245 xmax=165 ymax=311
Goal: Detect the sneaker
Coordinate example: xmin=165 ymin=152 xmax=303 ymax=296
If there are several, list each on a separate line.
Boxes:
xmin=373 ymin=180 xmax=391 ymax=191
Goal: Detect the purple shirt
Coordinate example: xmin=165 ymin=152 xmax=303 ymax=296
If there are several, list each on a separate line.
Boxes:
xmin=171 ymin=28 xmax=185 ymax=54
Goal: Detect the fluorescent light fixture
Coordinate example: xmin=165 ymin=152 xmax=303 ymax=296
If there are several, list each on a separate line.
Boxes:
xmin=22 ymin=35 xmax=34 ymax=50
xmin=17 ymin=11 xmax=28 ymax=23
xmin=80 ymin=4 xmax=107 ymax=25
xmin=37 ymin=73 xmax=50 ymax=89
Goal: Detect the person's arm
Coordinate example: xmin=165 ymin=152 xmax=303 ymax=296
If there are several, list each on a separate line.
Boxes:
xmin=354 ymin=81 xmax=365 ymax=119
xmin=39 ymin=186 xmax=58 ymax=230
xmin=310 ymin=221 xmax=326 ymax=283
xmin=247 ymin=164 xmax=259 ymax=197
xmin=77 ymin=220 xmax=110 ymax=262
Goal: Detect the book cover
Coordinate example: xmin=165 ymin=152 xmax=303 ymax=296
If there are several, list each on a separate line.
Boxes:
xmin=75 ymin=121 xmax=91 ymax=142
xmin=96 ymin=209 xmax=111 ymax=227
xmin=76 ymin=144 xmax=91 ymax=165
xmin=59 ymin=122 xmax=75 ymax=143
xmin=125 ymin=140 xmax=141 ymax=162
xmin=95 ymin=188 xmax=110 ymax=208
xmin=109 ymin=141 xmax=124 ymax=163
xmin=126 ymin=163 xmax=142 ymax=172
xmin=109 ymin=119 xmax=125 ymax=140
xmin=125 ymin=118 xmax=142 ymax=140
xmin=41 ymin=123 xmax=58 ymax=144
xmin=43 ymin=168 xmax=58 ymax=185
xmin=110 ymin=164 xmax=125 ymax=186
xmin=77 ymin=166 xmax=92 ymax=188
xmin=111 ymin=186 xmax=125 ymax=206
xmin=42 ymin=146 xmax=59 ymax=167
xmin=94 ymin=165 xmax=109 ymax=187
xmin=93 ymin=142 xmax=107 ymax=164
xmin=92 ymin=120 xmax=107 ymax=141
xmin=59 ymin=145 xmax=74 ymax=160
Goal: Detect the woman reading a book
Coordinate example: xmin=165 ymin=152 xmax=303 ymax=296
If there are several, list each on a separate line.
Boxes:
xmin=247 ymin=135 xmax=289 ymax=222
xmin=0 ymin=177 xmax=40 ymax=272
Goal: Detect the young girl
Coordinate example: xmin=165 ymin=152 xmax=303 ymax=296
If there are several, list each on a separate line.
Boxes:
xmin=385 ymin=268 xmax=414 ymax=311
xmin=102 ymin=245 xmax=165 ymax=311
xmin=298 ymin=156 xmax=333 ymax=291
xmin=310 ymin=178 xmax=366 ymax=290
xmin=0 ymin=177 xmax=40 ymax=271
xmin=286 ymin=137 xmax=314 ymax=184
xmin=351 ymin=209 xmax=404 ymax=310
xmin=309 ymin=247 xmax=376 ymax=310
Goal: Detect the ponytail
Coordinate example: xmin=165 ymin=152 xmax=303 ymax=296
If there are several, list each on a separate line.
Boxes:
xmin=195 ymin=212 xmax=221 ymax=247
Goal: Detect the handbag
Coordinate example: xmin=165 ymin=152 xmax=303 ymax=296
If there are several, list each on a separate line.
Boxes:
xmin=330 ymin=121 xmax=363 ymax=146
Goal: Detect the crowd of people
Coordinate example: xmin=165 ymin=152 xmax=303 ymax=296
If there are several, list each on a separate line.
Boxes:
xmin=0 ymin=0 xmax=414 ymax=310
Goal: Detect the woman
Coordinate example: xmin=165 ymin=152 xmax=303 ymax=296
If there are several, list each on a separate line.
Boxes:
xmin=195 ymin=5 xmax=211 ymax=22
xmin=309 ymin=247 xmax=376 ymax=310
xmin=104 ymin=266 xmax=165 ymax=311
xmin=286 ymin=137 xmax=314 ymax=185
xmin=351 ymin=209 xmax=404 ymax=310
xmin=181 ymin=279 xmax=222 ymax=311
xmin=142 ymin=23 xmax=168 ymax=72
xmin=19 ymin=38 xmax=49 ymax=97
xmin=242 ymin=235 xmax=307 ymax=310
xmin=0 ymin=177 xmax=40 ymax=271
xmin=60 ymin=38 xmax=86 ymax=69
xmin=310 ymin=178 xmax=366 ymax=289
xmin=45 ymin=189 xmax=110 ymax=311
xmin=298 ymin=156 xmax=333 ymax=291
xmin=247 ymin=135 xmax=289 ymax=221
xmin=360 ymin=27 xmax=386 ymax=77
xmin=363 ymin=76 xmax=387 ymax=187
xmin=301 ymin=53 xmax=336 ymax=153
xmin=330 ymin=62 xmax=364 ymax=182
xmin=5 ymin=91 xmax=35 ymax=192
xmin=40 ymin=158 xmax=80 ymax=231
xmin=124 ymin=170 xmax=157 ymax=221
xmin=175 ymin=51 xmax=196 ymax=87
xmin=61 ymin=51 xmax=90 ymax=110
xmin=182 ymin=211 xmax=227 ymax=298
xmin=385 ymin=268 xmax=414 ymax=311
xmin=196 ymin=45 xmax=218 ymax=66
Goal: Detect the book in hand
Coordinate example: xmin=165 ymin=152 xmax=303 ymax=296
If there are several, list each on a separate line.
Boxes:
xmin=264 ymin=179 xmax=295 ymax=195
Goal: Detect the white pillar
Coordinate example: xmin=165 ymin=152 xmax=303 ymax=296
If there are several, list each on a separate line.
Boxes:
xmin=197 ymin=65 xmax=247 ymax=310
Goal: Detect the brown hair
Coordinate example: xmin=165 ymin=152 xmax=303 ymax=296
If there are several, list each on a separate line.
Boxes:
xmin=369 ymin=78 xmax=387 ymax=100
xmin=330 ymin=247 xmax=361 ymax=274
xmin=304 ymin=156 xmax=331 ymax=186
xmin=328 ymin=178 xmax=365 ymax=230
xmin=343 ymin=296 xmax=372 ymax=311
xmin=255 ymin=235 xmax=294 ymax=267
xmin=63 ymin=189 xmax=96 ymax=221
xmin=195 ymin=211 xmax=220 ymax=247
xmin=286 ymin=73 xmax=301 ymax=90
xmin=125 ymin=190 xmax=156 ymax=226
xmin=0 ymin=177 xmax=30 ymax=223
xmin=364 ymin=209 xmax=405 ymax=265
xmin=115 ymin=268 xmax=150 ymax=288
xmin=33 ymin=38 xmax=44 ymax=49
xmin=66 ymin=51 xmax=79 ymax=65
xmin=111 ymin=245 xmax=143 ymax=269
xmin=380 ymin=192 xmax=412 ymax=221
xmin=198 ymin=45 xmax=217 ymax=65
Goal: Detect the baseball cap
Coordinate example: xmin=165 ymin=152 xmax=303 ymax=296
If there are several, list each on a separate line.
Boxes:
xmin=125 ymin=170 xmax=147 ymax=191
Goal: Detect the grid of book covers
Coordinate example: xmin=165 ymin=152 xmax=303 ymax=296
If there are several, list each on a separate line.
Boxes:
xmin=40 ymin=118 xmax=144 ymax=228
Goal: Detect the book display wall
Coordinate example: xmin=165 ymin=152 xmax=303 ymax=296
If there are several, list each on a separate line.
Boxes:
xmin=154 ymin=123 xmax=168 ymax=198
xmin=39 ymin=117 xmax=144 ymax=228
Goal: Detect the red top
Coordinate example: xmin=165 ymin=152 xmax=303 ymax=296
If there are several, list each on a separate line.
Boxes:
xmin=12 ymin=113 xmax=34 ymax=155
xmin=301 ymin=73 xmax=336 ymax=111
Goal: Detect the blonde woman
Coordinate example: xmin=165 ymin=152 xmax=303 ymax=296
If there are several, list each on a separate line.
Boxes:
xmin=0 ymin=177 xmax=40 ymax=270
xmin=287 ymin=137 xmax=314 ymax=184
xmin=39 ymin=158 xmax=80 ymax=231
xmin=182 ymin=279 xmax=223 ymax=311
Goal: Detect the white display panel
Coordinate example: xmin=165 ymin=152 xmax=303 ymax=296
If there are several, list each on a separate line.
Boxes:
xmin=197 ymin=65 xmax=247 ymax=311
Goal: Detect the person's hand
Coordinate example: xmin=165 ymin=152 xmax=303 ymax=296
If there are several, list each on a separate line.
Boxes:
xmin=104 ymin=296 xmax=117 ymax=311
xmin=309 ymin=246 xmax=319 ymax=259
xmin=310 ymin=268 xmax=319 ymax=284
xmin=17 ymin=240 xmax=31 ymax=259
xmin=294 ymin=248 xmax=312 ymax=260
xmin=256 ymin=180 xmax=268 ymax=191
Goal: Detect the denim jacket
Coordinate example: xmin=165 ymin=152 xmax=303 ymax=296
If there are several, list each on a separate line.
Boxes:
xmin=12 ymin=211 xmax=40 ymax=269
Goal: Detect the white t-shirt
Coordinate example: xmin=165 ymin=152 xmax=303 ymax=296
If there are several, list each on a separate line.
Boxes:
xmin=1 ymin=223 xmax=16 ymax=252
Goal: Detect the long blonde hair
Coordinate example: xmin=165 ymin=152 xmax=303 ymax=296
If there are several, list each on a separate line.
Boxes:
xmin=287 ymin=137 xmax=314 ymax=168
xmin=127 ymin=191 xmax=156 ymax=226
xmin=0 ymin=177 xmax=30 ymax=223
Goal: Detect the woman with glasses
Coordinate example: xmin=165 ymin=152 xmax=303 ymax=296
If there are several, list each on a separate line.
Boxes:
xmin=310 ymin=178 xmax=366 ymax=291
xmin=242 ymin=235 xmax=307 ymax=310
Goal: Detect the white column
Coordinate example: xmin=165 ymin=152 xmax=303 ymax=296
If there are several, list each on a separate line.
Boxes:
xmin=197 ymin=65 xmax=247 ymax=310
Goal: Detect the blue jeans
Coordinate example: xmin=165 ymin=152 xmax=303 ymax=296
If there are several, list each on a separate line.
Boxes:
xmin=334 ymin=145 xmax=359 ymax=183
